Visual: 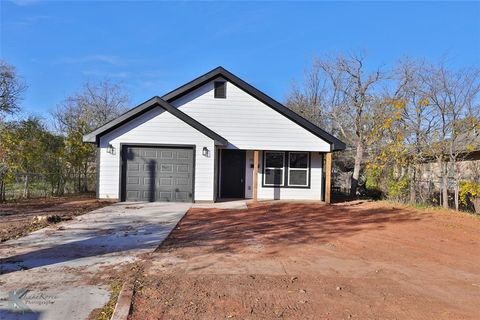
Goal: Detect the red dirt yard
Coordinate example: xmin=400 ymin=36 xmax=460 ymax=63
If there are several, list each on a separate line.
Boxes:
xmin=130 ymin=201 xmax=480 ymax=320
xmin=0 ymin=195 xmax=112 ymax=242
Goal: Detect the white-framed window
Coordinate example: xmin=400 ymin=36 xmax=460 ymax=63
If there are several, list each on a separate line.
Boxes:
xmin=288 ymin=152 xmax=309 ymax=187
xmin=263 ymin=151 xmax=285 ymax=186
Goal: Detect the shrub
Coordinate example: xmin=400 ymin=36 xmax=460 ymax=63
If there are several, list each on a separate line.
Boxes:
xmin=459 ymin=180 xmax=480 ymax=206
xmin=387 ymin=176 xmax=409 ymax=202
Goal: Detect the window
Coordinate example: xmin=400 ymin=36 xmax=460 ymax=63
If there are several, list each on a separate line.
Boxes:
xmin=264 ymin=152 xmax=285 ymax=186
xmin=288 ymin=152 xmax=309 ymax=186
xmin=262 ymin=151 xmax=310 ymax=187
xmin=214 ymin=81 xmax=226 ymax=99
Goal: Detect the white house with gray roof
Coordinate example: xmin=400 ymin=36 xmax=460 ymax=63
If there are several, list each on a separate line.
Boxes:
xmin=83 ymin=67 xmax=345 ymax=203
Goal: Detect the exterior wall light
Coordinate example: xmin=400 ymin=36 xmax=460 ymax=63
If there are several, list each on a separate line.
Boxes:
xmin=202 ymin=147 xmax=210 ymax=157
xmin=107 ymin=144 xmax=115 ymax=155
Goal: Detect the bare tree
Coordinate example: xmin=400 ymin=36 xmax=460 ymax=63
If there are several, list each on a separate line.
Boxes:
xmin=286 ymin=64 xmax=330 ymax=128
xmin=287 ymin=53 xmax=480 ymax=209
xmin=286 ymin=53 xmax=385 ymax=195
xmin=318 ymin=53 xmax=384 ymax=196
xmin=0 ymin=60 xmax=27 ymax=117
xmin=423 ymin=65 xmax=480 ymax=209
xmin=53 ymin=80 xmax=129 ymax=192
xmin=53 ymin=80 xmax=129 ymax=133
xmin=393 ymin=59 xmax=436 ymax=204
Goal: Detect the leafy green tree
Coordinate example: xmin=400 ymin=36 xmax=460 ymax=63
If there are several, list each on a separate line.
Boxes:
xmin=0 ymin=117 xmax=64 ymax=200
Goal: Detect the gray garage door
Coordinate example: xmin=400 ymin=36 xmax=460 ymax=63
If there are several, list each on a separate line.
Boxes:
xmin=122 ymin=146 xmax=194 ymax=202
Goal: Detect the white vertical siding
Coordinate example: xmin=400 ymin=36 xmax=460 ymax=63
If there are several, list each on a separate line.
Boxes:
xmin=98 ymin=107 xmax=216 ymax=201
xmin=244 ymin=150 xmax=324 ymax=200
xmin=171 ymin=79 xmax=331 ymax=152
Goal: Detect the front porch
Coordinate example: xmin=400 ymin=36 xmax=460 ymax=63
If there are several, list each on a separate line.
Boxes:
xmin=216 ymin=149 xmax=333 ymax=204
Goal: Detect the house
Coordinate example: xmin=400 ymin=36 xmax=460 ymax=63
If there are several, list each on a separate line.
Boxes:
xmin=83 ymin=67 xmax=345 ymax=203
xmin=419 ymin=131 xmax=480 ymax=193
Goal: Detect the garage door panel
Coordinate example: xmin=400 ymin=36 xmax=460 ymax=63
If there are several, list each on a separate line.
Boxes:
xmin=177 ymin=150 xmax=190 ymax=159
xmin=159 ymin=178 xmax=173 ymax=186
xmin=160 ymin=151 xmax=174 ymax=159
xmin=158 ymin=191 xmax=173 ymax=201
xmin=143 ymin=177 xmax=153 ymax=186
xmin=127 ymin=177 xmax=140 ymax=185
xmin=175 ymin=191 xmax=189 ymax=201
xmin=123 ymin=146 xmax=194 ymax=202
xmin=176 ymin=178 xmax=189 ymax=186
xmin=126 ymin=190 xmax=140 ymax=200
xmin=143 ymin=150 xmax=157 ymax=158
xmin=176 ymin=164 xmax=189 ymax=173
xmin=143 ymin=163 xmax=156 ymax=172
xmin=160 ymin=164 xmax=173 ymax=172
xmin=127 ymin=163 xmax=140 ymax=172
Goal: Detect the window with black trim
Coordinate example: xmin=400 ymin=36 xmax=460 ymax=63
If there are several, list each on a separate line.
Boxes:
xmin=288 ymin=152 xmax=309 ymax=186
xmin=263 ymin=151 xmax=285 ymax=186
xmin=263 ymin=151 xmax=310 ymax=187
xmin=214 ymin=81 xmax=226 ymax=99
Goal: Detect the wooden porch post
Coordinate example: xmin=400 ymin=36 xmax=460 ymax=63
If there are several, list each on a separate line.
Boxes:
xmin=253 ymin=150 xmax=259 ymax=201
xmin=325 ymin=152 xmax=332 ymax=205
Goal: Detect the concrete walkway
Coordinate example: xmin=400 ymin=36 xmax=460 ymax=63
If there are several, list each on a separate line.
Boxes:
xmin=0 ymin=202 xmax=190 ymax=320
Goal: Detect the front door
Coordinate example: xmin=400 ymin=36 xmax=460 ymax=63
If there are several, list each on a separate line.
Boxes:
xmin=220 ymin=149 xmax=245 ymax=198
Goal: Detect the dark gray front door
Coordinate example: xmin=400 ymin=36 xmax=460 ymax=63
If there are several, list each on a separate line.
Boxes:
xmin=220 ymin=149 xmax=245 ymax=198
xmin=122 ymin=146 xmax=194 ymax=202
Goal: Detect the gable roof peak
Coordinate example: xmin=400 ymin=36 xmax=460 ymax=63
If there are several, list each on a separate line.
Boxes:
xmin=162 ymin=67 xmax=346 ymax=151
xmin=83 ymin=67 xmax=345 ymax=151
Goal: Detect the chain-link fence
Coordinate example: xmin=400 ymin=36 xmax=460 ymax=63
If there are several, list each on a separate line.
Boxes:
xmin=1 ymin=172 xmax=96 ymax=201
xmin=331 ymin=169 xmax=476 ymax=212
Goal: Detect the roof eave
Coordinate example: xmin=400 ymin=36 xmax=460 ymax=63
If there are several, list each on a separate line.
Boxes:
xmin=82 ymin=134 xmax=96 ymax=143
xmin=82 ymin=96 xmax=228 ymax=147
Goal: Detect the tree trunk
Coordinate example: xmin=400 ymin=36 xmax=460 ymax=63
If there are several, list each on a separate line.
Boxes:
xmin=452 ymin=162 xmax=459 ymax=211
xmin=454 ymin=182 xmax=459 ymax=211
xmin=409 ymin=164 xmax=416 ymax=204
xmin=473 ymin=197 xmax=480 ymax=214
xmin=77 ymin=168 xmax=81 ymax=193
xmin=0 ymin=177 xmax=5 ymax=203
xmin=22 ymin=174 xmax=29 ymax=199
xmin=350 ymin=141 xmax=364 ymax=196
xmin=440 ymin=160 xmax=449 ymax=209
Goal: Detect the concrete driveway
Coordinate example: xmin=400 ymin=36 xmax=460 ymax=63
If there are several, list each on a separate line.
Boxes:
xmin=0 ymin=202 xmax=190 ymax=320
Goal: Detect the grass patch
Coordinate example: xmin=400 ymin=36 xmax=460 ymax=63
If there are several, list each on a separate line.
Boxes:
xmin=378 ymin=200 xmax=480 ymax=220
xmin=89 ymin=278 xmax=124 ymax=320
xmin=89 ymin=263 xmax=143 ymax=320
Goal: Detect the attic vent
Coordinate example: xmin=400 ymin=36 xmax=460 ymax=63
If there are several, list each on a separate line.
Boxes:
xmin=214 ymin=81 xmax=226 ymax=99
